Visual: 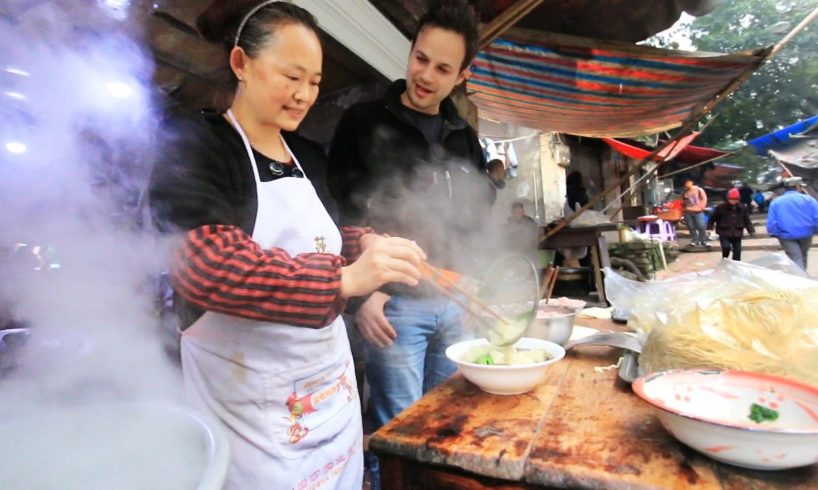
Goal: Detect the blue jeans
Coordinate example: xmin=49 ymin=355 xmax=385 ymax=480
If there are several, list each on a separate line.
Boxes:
xmin=684 ymin=211 xmax=707 ymax=244
xmin=365 ymin=294 xmax=470 ymax=430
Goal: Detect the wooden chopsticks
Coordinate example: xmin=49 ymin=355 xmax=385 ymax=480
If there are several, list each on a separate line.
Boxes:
xmin=419 ymin=262 xmax=509 ymax=327
xmin=540 ymin=265 xmax=560 ymax=302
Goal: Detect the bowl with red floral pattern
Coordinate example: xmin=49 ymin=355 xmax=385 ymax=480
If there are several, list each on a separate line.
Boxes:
xmin=633 ymin=369 xmax=818 ymax=470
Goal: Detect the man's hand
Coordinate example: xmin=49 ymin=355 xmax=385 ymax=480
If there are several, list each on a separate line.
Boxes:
xmin=355 ymin=291 xmax=396 ymax=348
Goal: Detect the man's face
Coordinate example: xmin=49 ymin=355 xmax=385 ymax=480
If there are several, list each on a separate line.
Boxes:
xmin=402 ymin=26 xmax=469 ymax=115
xmin=513 ymin=206 xmax=524 ymax=218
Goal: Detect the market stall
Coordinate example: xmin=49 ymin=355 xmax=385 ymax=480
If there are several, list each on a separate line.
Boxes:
xmin=371 ymin=319 xmax=818 ymax=490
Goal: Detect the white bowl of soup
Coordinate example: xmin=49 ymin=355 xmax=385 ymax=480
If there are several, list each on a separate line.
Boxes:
xmin=445 ymin=337 xmax=565 ymax=395
xmin=633 ymin=369 xmax=818 ymax=470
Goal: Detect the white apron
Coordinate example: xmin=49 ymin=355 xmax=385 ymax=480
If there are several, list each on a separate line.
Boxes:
xmin=180 ymin=110 xmax=363 ymax=490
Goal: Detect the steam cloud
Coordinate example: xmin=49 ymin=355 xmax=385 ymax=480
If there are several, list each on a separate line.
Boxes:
xmin=0 ymin=2 xmax=182 ymax=417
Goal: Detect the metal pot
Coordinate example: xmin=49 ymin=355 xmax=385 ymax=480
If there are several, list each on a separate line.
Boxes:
xmin=552 ymin=267 xmax=592 ymax=297
xmin=526 ymin=306 xmax=576 ymax=345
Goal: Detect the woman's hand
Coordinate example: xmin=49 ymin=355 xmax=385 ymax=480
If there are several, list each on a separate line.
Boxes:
xmin=359 ymin=232 xmax=380 ymax=251
xmin=340 ymin=235 xmax=426 ymax=298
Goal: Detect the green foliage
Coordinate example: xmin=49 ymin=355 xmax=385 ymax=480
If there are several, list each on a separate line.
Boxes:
xmin=650 ymin=0 xmax=818 ymax=183
xmin=690 ymin=0 xmax=818 ymax=148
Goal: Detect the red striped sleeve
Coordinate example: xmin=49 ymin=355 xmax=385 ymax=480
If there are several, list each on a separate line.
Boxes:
xmin=171 ymin=224 xmax=347 ymax=328
xmin=340 ymin=226 xmax=373 ymax=263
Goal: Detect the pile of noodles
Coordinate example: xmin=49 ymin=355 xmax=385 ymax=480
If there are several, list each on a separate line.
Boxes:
xmin=640 ymin=288 xmax=818 ymax=387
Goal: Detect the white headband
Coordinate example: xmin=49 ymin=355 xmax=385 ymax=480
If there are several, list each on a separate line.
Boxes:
xmin=233 ymin=0 xmax=278 ymax=48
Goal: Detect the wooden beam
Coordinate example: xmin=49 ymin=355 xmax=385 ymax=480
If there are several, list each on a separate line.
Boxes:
xmin=478 ymin=0 xmax=543 ymax=49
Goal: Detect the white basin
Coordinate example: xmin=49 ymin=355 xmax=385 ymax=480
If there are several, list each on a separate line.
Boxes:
xmin=0 ymin=403 xmax=228 ymax=490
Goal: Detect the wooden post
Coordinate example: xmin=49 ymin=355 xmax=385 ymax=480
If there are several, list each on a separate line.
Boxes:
xmin=478 ymin=0 xmax=544 ymax=49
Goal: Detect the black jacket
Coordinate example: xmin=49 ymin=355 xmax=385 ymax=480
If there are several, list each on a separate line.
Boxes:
xmin=148 ymin=112 xmax=339 ymax=328
xmin=707 ymin=202 xmax=755 ymax=238
xmin=327 ymin=80 xmax=490 ymax=274
xmin=150 ymin=111 xmax=337 ymax=235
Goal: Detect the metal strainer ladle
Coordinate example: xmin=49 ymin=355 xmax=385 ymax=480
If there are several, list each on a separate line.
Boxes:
xmin=472 ymin=254 xmax=540 ymax=346
xmin=421 ymin=254 xmax=540 ymax=347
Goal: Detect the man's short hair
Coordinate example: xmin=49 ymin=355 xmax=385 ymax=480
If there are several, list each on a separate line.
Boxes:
xmin=684 ymin=178 xmax=694 ymax=184
xmin=412 ymin=0 xmax=479 ymax=71
xmin=512 ymin=202 xmax=524 ymax=210
xmin=487 ymin=158 xmax=504 ymax=170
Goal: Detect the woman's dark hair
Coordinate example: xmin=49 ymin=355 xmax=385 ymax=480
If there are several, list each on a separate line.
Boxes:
xmin=197 ymin=1 xmax=319 ymax=89
xmin=412 ymin=0 xmax=479 ymax=71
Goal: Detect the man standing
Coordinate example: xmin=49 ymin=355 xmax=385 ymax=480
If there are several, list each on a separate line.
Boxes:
xmin=682 ymin=178 xmax=709 ymax=247
xmin=767 ymin=177 xmax=818 ymax=271
xmin=507 ymin=202 xmax=540 ymax=261
xmin=327 ymin=0 xmax=487 ymax=467
xmin=487 ymin=158 xmax=507 ymax=206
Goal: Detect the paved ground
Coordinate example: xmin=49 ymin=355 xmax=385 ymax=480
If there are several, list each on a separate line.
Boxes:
xmin=660 ymin=214 xmax=818 ymax=277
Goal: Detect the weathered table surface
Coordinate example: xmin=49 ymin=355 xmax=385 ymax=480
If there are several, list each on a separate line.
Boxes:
xmin=370 ymin=319 xmax=818 ymax=489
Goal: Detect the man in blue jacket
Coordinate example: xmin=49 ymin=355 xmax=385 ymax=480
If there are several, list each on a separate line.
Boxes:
xmin=767 ymin=177 xmax=818 ymax=271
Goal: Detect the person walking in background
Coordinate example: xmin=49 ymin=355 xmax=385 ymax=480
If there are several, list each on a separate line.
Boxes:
xmin=682 ymin=178 xmax=709 ymax=247
xmin=739 ymin=181 xmax=754 ymax=207
xmin=753 ymin=189 xmax=767 ymax=213
xmin=707 ymin=188 xmax=755 ymax=261
xmin=767 ymin=177 xmax=818 ymax=271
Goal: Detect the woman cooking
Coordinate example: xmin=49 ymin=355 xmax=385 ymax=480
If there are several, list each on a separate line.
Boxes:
xmin=148 ymin=1 xmax=426 ymax=488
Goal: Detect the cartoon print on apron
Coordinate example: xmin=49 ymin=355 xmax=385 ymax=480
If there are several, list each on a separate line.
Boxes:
xmin=179 ymin=109 xmax=362 ymax=490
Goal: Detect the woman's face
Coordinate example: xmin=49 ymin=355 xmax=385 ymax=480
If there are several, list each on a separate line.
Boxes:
xmin=233 ymin=23 xmax=322 ymax=131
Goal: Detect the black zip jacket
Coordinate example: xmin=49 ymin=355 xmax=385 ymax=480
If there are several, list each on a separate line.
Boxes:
xmin=327 ymin=80 xmax=491 ymax=276
xmin=707 ymin=202 xmax=755 ymax=238
xmin=150 ymin=111 xmax=338 ymax=235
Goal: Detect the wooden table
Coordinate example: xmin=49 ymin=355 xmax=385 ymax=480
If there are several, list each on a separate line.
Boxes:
xmin=370 ymin=319 xmax=818 ymax=490
xmin=540 ymin=224 xmax=617 ymax=304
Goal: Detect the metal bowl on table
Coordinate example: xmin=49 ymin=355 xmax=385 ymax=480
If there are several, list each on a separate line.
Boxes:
xmin=526 ymin=305 xmax=577 ymax=346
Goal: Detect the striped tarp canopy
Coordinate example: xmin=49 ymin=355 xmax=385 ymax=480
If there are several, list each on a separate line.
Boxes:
xmin=468 ymin=30 xmax=764 ymax=138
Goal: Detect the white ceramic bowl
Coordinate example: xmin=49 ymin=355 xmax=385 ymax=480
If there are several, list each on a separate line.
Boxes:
xmin=0 ymin=403 xmax=229 ymax=490
xmin=446 ymin=337 xmax=565 ymax=395
xmin=633 ymin=369 xmax=818 ymax=470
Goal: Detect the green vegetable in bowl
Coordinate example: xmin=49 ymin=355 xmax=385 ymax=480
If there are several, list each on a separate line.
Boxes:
xmin=463 ymin=345 xmax=550 ymax=365
xmin=748 ymin=403 xmax=779 ymax=424
xmin=475 ymin=353 xmax=494 ymax=365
